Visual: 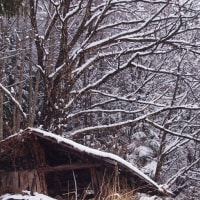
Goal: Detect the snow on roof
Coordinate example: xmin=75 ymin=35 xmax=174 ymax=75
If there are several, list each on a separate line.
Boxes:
xmin=0 ymin=127 xmax=174 ymax=197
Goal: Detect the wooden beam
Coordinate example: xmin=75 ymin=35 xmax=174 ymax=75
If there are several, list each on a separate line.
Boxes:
xmin=39 ymin=163 xmax=101 ymax=173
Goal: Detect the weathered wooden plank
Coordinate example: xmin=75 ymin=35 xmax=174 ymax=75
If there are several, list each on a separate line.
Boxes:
xmin=20 ymin=170 xmax=28 ymax=190
xmin=0 ymin=172 xmax=13 ymax=195
xmin=12 ymin=171 xmax=19 ymax=191
xmin=30 ymin=137 xmax=46 ymax=167
xmin=40 ymin=163 xmax=101 ymax=173
xmin=0 ymin=170 xmax=45 ymax=195
xmin=37 ymin=171 xmax=47 ymax=194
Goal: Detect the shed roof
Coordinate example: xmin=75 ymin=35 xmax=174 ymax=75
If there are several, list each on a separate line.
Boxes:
xmin=0 ymin=128 xmax=174 ymax=197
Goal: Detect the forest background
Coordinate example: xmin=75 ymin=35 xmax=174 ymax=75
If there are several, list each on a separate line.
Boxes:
xmin=0 ymin=0 xmax=200 ymax=199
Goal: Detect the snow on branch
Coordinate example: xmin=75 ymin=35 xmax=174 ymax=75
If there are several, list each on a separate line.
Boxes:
xmin=145 ymin=119 xmax=200 ymax=143
xmin=66 ymin=47 xmax=162 ymax=111
xmin=36 ymin=65 xmax=45 ymax=75
xmin=163 ymin=128 xmax=200 ymax=155
xmin=72 ymin=55 xmax=98 ymax=75
xmin=91 ymin=79 xmax=168 ymax=109
xmin=0 ymin=84 xmax=27 ymax=120
xmin=44 ymin=11 xmax=59 ymax=41
xmin=91 ymin=90 xmax=166 ymax=107
xmin=69 ymin=118 xmax=145 ymax=139
xmin=60 ymin=0 xmax=83 ymax=22
xmin=48 ymin=62 xmax=66 ymax=79
xmin=131 ymin=62 xmax=194 ymax=77
xmin=82 ymin=3 xmax=169 ymax=52
xmin=67 ymin=107 xmax=147 ymax=120
xmin=64 ymin=52 xmax=139 ymax=110
xmin=166 ymin=158 xmax=200 ymax=188
xmin=69 ymin=105 xmax=200 ymax=140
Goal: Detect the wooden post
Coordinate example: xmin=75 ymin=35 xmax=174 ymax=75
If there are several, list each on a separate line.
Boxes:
xmin=90 ymin=168 xmax=100 ymax=196
xmin=38 ymin=170 xmax=48 ymax=194
xmin=29 ymin=138 xmax=47 ymax=194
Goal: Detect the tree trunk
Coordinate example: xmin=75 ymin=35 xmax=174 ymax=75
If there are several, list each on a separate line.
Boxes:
xmin=0 ymin=17 xmax=6 ymax=139
xmin=0 ymin=88 xmax=3 ymax=140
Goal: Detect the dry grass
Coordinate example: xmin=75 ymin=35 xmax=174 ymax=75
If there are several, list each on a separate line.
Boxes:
xmin=78 ymin=181 xmax=139 ymax=200
xmin=80 ymin=172 xmax=139 ymax=200
xmin=53 ymin=167 xmax=141 ymax=200
xmin=103 ymin=190 xmax=139 ymax=200
xmin=81 ymin=190 xmax=139 ymax=200
xmin=89 ymin=167 xmax=140 ymax=200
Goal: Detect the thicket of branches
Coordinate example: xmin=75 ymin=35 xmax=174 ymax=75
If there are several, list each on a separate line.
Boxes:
xmin=0 ymin=0 xmax=200 ymax=199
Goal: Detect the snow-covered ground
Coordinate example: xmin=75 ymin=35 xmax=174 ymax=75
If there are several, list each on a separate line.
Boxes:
xmin=0 ymin=192 xmax=56 ymax=200
xmin=0 ymin=193 xmax=166 ymax=200
xmin=0 ymin=193 xmax=172 ymax=200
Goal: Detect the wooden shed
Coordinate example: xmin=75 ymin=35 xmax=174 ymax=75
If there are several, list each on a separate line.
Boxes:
xmin=0 ymin=128 xmax=174 ymax=199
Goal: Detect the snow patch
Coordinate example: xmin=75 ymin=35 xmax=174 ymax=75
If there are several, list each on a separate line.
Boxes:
xmin=138 ymin=193 xmax=163 ymax=200
xmin=135 ymin=146 xmax=154 ymax=158
xmin=141 ymin=161 xmax=157 ymax=178
xmin=0 ymin=192 xmax=56 ymax=200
